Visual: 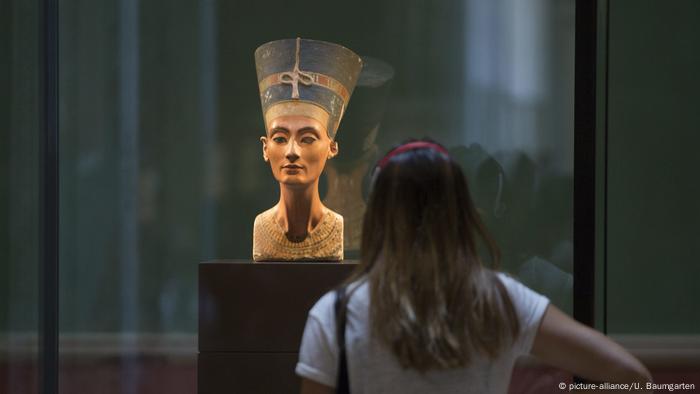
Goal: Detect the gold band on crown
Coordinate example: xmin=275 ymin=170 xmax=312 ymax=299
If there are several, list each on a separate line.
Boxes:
xmin=258 ymin=72 xmax=351 ymax=104
xmin=264 ymin=101 xmax=331 ymax=135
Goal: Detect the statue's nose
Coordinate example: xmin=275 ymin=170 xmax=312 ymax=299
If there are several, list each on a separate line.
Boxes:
xmin=285 ymin=140 xmax=300 ymax=161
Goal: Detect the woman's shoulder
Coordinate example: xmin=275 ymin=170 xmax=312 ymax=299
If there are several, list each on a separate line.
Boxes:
xmin=493 ymin=269 xmax=528 ymax=289
xmin=493 ymin=270 xmax=519 ymax=288
xmin=308 ymin=278 xmax=368 ymax=322
xmin=308 ymin=289 xmax=336 ymax=322
xmin=492 ymin=270 xmax=547 ymax=303
xmin=491 ymin=270 xmax=550 ymax=345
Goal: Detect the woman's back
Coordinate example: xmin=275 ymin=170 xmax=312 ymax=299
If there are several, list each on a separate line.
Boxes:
xmin=297 ymin=271 xmax=548 ymax=394
xmin=297 ymin=140 xmax=652 ymax=394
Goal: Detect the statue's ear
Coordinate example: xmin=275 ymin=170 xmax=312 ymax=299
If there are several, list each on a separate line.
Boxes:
xmin=260 ymin=136 xmax=269 ymax=162
xmin=328 ymin=140 xmax=339 ymax=159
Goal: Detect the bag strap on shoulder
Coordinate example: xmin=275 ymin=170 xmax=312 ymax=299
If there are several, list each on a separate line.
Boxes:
xmin=334 ymin=286 xmax=350 ymax=394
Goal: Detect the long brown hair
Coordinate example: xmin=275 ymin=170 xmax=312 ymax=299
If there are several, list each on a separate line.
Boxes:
xmin=345 ymin=140 xmax=520 ymax=372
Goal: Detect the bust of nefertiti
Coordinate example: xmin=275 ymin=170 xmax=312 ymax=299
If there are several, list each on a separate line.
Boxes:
xmin=252 ymin=38 xmax=363 ymax=261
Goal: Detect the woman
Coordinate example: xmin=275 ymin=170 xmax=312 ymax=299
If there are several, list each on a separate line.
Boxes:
xmin=296 ymin=140 xmax=652 ymax=393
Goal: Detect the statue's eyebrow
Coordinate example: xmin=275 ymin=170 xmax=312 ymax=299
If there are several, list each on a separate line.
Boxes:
xmin=270 ymin=127 xmax=290 ymax=134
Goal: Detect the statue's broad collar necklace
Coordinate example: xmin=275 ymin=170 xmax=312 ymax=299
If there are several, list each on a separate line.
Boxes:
xmin=270 ymin=207 xmax=333 ymax=244
xmin=252 ymin=207 xmax=344 ymax=261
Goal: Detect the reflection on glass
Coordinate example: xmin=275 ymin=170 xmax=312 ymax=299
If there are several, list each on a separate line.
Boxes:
xmin=460 ymin=0 xmax=575 ymax=317
xmin=1 ymin=1 xmax=40 ymax=393
xmin=58 ymin=1 xmax=203 ymax=393
xmin=55 ymin=0 xmax=574 ymax=392
xmin=323 ymin=56 xmax=394 ymax=257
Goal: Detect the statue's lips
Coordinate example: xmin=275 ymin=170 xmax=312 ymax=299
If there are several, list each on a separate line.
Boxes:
xmin=282 ymin=164 xmax=304 ymax=170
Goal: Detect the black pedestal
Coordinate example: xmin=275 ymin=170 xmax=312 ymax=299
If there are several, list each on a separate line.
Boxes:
xmin=198 ymin=260 xmax=357 ymax=394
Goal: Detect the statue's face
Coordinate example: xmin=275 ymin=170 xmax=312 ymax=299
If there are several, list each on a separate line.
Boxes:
xmin=261 ymin=115 xmax=338 ymax=187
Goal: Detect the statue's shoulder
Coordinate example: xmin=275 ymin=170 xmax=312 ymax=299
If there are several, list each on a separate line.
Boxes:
xmin=252 ymin=207 xmax=279 ymax=262
xmin=325 ymin=208 xmax=344 ymax=229
xmin=253 ymin=207 xmax=277 ymax=229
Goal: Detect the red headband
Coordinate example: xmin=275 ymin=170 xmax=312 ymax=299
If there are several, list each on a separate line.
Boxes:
xmin=376 ymin=141 xmax=449 ymax=170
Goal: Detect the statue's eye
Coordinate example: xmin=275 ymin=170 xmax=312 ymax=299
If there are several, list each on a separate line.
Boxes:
xmin=273 ymin=136 xmax=287 ymax=144
xmin=301 ymin=136 xmax=316 ymax=144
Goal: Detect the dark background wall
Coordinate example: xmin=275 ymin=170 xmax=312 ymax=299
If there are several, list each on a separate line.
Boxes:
xmin=0 ymin=0 xmax=10 ymax=332
xmin=605 ymin=0 xmax=700 ymax=334
xmin=1 ymin=0 xmax=40 ymax=333
xmin=3 ymin=0 xmax=700 ymax=393
xmin=2 ymin=1 xmax=575 ymax=392
xmin=2 ymin=0 xmax=576 ymax=335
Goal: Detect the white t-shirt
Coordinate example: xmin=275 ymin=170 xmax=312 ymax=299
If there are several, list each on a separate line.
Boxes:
xmin=296 ymin=271 xmax=550 ymax=394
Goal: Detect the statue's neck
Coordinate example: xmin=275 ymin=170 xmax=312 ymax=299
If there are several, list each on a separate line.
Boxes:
xmin=276 ymin=181 xmax=324 ymax=238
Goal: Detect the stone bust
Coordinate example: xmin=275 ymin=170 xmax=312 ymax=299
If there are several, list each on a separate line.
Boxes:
xmin=252 ymin=38 xmax=362 ymax=261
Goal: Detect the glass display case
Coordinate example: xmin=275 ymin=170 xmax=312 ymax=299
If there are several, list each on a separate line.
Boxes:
xmin=2 ymin=0 xmax=606 ymax=393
